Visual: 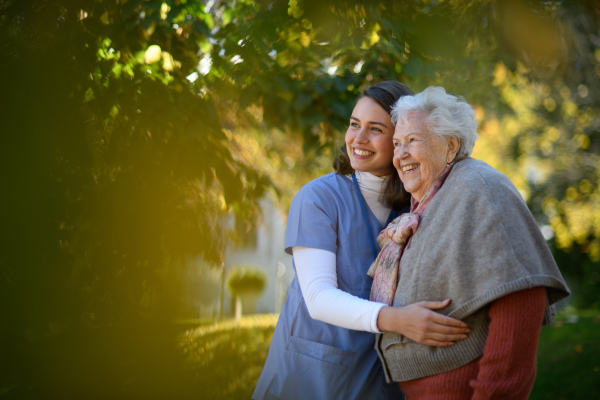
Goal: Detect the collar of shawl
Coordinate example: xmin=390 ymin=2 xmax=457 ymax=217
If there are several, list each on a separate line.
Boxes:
xmin=367 ymin=157 xmax=464 ymax=305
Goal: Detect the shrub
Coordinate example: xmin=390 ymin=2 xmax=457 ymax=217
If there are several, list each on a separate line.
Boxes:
xmin=226 ymin=265 xmax=267 ymax=296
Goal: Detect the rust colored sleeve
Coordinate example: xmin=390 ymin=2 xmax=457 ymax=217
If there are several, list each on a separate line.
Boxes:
xmin=470 ymin=286 xmax=547 ymax=400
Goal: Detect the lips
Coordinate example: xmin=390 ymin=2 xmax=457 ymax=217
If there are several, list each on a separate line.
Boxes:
xmin=401 ymin=163 xmax=419 ymax=173
xmin=353 ymin=148 xmax=374 ymax=157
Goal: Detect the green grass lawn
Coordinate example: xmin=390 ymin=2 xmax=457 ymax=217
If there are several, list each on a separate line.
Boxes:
xmin=180 ymin=312 xmax=600 ymax=399
xmin=530 ymin=312 xmax=600 ymax=399
xmin=4 ymin=311 xmax=596 ymax=399
xmin=178 ymin=314 xmax=278 ymax=399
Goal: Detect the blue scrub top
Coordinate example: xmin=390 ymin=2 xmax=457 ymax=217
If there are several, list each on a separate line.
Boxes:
xmin=252 ymin=173 xmax=404 ymax=400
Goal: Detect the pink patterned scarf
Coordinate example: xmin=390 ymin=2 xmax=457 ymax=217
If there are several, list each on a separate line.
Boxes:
xmin=367 ymin=158 xmax=463 ymax=305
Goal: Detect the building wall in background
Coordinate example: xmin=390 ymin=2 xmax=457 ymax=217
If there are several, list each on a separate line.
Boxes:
xmin=225 ymin=196 xmax=294 ymax=314
xmin=190 ymin=195 xmax=294 ymax=319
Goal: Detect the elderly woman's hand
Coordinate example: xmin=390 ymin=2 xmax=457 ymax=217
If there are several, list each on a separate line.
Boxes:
xmin=377 ymin=299 xmax=470 ymax=347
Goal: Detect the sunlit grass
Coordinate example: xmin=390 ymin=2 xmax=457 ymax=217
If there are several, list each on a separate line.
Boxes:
xmin=178 ymin=314 xmax=278 ymax=399
xmin=177 ymin=312 xmax=600 ymax=399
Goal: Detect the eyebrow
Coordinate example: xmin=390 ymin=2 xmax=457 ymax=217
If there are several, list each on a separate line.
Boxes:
xmin=350 ymin=116 xmax=390 ymax=129
xmin=393 ymin=132 xmax=419 ymax=140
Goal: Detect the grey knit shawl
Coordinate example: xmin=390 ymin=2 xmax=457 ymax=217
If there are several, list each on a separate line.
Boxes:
xmin=375 ymin=157 xmax=570 ymax=383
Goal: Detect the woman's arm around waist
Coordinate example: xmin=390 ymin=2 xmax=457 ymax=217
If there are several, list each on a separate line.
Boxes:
xmin=294 ymin=246 xmax=470 ymax=345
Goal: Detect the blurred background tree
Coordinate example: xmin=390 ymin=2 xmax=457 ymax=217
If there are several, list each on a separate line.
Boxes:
xmin=226 ymin=265 xmax=267 ymax=319
xmin=1 ymin=0 xmax=598 ymax=398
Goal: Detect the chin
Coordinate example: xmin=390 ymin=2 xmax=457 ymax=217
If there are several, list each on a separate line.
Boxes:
xmin=351 ymin=162 xmax=366 ymax=172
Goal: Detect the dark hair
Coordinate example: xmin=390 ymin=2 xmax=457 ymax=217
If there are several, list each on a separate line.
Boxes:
xmin=332 ymin=81 xmax=414 ymax=210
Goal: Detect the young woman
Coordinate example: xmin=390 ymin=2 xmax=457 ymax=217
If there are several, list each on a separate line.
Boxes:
xmin=252 ymin=82 xmax=470 ymax=400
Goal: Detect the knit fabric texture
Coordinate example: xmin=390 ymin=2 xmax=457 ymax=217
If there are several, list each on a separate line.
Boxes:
xmin=375 ymin=158 xmax=570 ymax=383
xmin=398 ymin=287 xmax=545 ymax=399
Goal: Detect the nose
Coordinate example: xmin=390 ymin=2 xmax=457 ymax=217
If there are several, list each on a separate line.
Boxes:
xmin=355 ymin=127 xmax=369 ymax=143
xmin=393 ymin=144 xmax=409 ymax=168
xmin=394 ymin=143 xmax=407 ymax=156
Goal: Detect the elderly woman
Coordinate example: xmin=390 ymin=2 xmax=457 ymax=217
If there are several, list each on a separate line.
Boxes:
xmin=367 ymin=86 xmax=570 ymax=399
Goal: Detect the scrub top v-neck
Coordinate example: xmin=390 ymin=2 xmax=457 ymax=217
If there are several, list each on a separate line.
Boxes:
xmin=252 ymin=172 xmax=404 ymax=400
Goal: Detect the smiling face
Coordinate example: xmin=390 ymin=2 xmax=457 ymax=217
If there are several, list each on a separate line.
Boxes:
xmin=345 ymin=97 xmax=395 ymax=177
xmin=393 ymin=112 xmax=460 ymax=202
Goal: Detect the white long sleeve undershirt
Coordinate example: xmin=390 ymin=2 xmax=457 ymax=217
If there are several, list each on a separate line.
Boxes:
xmin=293 ymin=247 xmax=386 ymax=333
xmin=292 ymin=171 xmax=391 ymax=333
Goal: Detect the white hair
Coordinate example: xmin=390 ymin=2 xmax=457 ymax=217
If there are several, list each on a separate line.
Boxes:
xmin=390 ymin=86 xmax=478 ymax=158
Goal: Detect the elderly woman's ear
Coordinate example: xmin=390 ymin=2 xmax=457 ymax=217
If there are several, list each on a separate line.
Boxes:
xmin=446 ymin=136 xmax=461 ymax=164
